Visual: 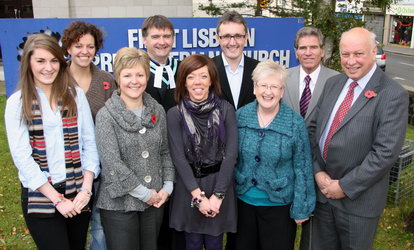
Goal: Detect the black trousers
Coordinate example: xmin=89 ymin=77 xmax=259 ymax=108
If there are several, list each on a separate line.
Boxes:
xmin=100 ymin=205 xmax=164 ymax=250
xmin=234 ymin=199 xmax=297 ymax=250
xmin=21 ymin=187 xmax=91 ymax=250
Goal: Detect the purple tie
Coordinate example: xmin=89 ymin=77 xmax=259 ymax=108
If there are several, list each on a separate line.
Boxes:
xmin=300 ymin=75 xmax=312 ymax=118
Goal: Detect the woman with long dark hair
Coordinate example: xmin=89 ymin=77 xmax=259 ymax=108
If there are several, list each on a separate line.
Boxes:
xmin=5 ymin=33 xmax=100 ymax=250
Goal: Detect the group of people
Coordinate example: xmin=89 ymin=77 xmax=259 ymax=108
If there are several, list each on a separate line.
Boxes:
xmin=5 ymin=9 xmax=408 ymax=250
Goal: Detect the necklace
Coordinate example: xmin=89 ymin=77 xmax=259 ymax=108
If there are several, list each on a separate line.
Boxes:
xmin=257 ymin=109 xmax=276 ymax=128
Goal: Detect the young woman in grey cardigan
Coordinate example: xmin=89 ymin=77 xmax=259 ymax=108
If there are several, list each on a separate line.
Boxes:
xmin=95 ymin=47 xmax=174 ymax=250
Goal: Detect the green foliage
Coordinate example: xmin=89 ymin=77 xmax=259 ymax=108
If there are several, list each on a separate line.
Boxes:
xmin=199 ymin=0 xmax=380 ymax=71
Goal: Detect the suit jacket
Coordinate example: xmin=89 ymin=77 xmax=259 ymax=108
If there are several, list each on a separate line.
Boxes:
xmin=309 ymin=67 xmax=408 ymax=218
xmin=284 ymin=65 xmax=339 ymax=126
xmin=213 ymin=54 xmax=259 ymax=110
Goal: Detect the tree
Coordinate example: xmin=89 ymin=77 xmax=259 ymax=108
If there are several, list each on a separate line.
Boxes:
xmin=199 ymin=0 xmax=396 ymax=70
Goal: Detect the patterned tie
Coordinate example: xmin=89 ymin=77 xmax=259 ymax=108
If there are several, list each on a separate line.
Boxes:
xmin=322 ymin=81 xmax=358 ymax=160
xmin=299 ymin=75 xmax=312 ymax=118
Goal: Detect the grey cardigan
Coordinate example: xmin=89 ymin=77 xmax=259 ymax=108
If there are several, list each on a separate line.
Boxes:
xmin=95 ymin=91 xmax=175 ymax=212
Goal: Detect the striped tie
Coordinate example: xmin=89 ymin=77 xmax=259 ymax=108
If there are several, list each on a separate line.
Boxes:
xmin=299 ymin=75 xmax=312 ymax=118
xmin=322 ymin=81 xmax=358 ymax=160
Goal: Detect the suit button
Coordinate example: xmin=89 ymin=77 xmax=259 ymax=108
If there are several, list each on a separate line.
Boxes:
xmin=144 ymin=176 xmax=152 ymax=183
xmin=139 ymin=127 xmax=146 ymax=134
xmin=251 ymin=178 xmax=258 ymax=186
xmin=255 ymin=156 xmax=261 ymax=162
xmin=142 ymin=151 xmax=149 ymax=158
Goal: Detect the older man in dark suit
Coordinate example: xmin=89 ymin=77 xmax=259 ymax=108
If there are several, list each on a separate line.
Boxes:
xmin=309 ymin=27 xmax=408 ymax=249
xmin=213 ymin=11 xmax=259 ymax=110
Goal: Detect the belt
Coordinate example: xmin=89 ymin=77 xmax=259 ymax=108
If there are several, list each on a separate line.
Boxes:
xmin=190 ymin=161 xmax=222 ymax=178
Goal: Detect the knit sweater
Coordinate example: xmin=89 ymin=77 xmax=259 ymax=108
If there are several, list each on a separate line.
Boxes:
xmin=70 ymin=62 xmax=117 ymax=121
xmin=235 ymin=100 xmax=316 ymax=219
xmin=95 ymin=91 xmax=174 ymax=212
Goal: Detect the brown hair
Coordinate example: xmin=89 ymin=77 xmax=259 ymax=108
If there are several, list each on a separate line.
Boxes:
xmin=61 ymin=21 xmax=104 ymax=56
xmin=113 ymin=47 xmax=150 ymax=83
xmin=216 ymin=10 xmax=248 ymax=35
xmin=18 ymin=33 xmax=77 ymax=124
xmin=175 ymin=54 xmax=221 ymax=103
xmin=142 ymin=15 xmax=174 ymax=38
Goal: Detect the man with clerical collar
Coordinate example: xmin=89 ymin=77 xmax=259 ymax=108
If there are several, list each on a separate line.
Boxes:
xmin=141 ymin=15 xmax=184 ymax=250
xmin=142 ymin=15 xmax=179 ymax=112
xmin=213 ymin=10 xmax=259 ymax=111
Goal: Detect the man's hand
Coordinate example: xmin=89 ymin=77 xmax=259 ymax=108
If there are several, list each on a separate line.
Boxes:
xmin=321 ymin=180 xmax=345 ymax=199
xmin=315 ymin=171 xmax=332 ymax=191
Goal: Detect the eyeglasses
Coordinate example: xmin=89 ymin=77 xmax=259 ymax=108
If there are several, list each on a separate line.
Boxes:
xmin=255 ymin=83 xmax=283 ymax=91
xmin=218 ymin=34 xmax=246 ymax=42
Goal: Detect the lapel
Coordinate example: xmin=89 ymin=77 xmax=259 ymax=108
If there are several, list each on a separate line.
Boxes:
xmin=237 ymin=56 xmax=255 ymax=109
xmin=305 ymin=66 xmax=328 ymax=120
xmin=215 ymin=55 xmax=235 ymax=108
xmin=318 ymin=74 xmax=348 ymax=139
xmin=336 ymin=67 xmax=383 ymax=132
xmin=285 ymin=66 xmax=301 ymax=113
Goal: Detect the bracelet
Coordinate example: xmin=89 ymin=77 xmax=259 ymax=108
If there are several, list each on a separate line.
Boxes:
xmin=214 ymin=192 xmax=225 ymax=200
xmin=54 ymin=194 xmax=64 ymax=207
xmin=80 ymin=187 xmax=92 ymax=196
xmin=190 ymin=191 xmax=206 ymax=208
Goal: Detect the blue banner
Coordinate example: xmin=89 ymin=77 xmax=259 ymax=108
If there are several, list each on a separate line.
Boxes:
xmin=0 ymin=17 xmax=303 ymax=97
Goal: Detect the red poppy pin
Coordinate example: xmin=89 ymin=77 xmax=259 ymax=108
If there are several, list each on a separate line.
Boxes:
xmin=364 ymin=90 xmax=377 ymax=99
xmin=103 ymin=81 xmax=110 ymax=90
xmin=151 ymin=114 xmax=157 ymax=124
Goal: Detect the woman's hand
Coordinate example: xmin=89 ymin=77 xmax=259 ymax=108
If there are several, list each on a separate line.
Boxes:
xmin=295 ymin=218 xmax=309 ymax=225
xmin=153 ymin=189 xmax=169 ymax=208
xmin=145 ymin=189 xmax=161 ymax=206
xmin=56 ymin=198 xmax=78 ymax=218
xmin=73 ymin=189 xmax=91 ymax=213
xmin=209 ymin=195 xmax=222 ymax=215
xmin=198 ymin=197 xmax=216 ymax=217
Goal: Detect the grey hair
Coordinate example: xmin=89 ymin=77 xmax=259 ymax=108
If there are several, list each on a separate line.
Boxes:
xmin=294 ymin=26 xmax=324 ymax=49
xmin=216 ymin=10 xmax=248 ymax=34
xmin=252 ymin=60 xmax=288 ymax=88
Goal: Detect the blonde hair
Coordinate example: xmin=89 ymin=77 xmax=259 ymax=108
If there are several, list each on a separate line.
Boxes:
xmin=113 ymin=47 xmax=150 ymax=84
xmin=18 ymin=33 xmax=77 ymax=124
xmin=252 ymin=60 xmax=287 ymax=87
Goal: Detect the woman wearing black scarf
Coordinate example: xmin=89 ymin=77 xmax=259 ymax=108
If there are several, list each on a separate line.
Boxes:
xmin=167 ymin=54 xmax=238 ymax=250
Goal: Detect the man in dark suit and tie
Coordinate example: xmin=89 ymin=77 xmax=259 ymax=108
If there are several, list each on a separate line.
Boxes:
xmin=213 ymin=11 xmax=259 ymax=110
xmin=309 ymin=27 xmax=408 ymax=249
xmin=284 ymin=27 xmax=339 ymax=126
xmin=284 ymin=26 xmax=339 ymax=250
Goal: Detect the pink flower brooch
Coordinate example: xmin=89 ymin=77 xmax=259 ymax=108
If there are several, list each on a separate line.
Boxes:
xmin=364 ymin=90 xmax=377 ymax=99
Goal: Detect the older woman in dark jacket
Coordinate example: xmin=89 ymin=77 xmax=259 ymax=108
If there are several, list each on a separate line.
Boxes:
xmin=95 ymin=47 xmax=174 ymax=250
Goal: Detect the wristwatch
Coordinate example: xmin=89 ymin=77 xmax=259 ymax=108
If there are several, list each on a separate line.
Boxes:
xmin=214 ymin=192 xmax=225 ymax=200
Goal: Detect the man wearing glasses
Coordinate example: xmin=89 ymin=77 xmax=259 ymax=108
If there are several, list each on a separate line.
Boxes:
xmin=213 ymin=11 xmax=259 ymax=111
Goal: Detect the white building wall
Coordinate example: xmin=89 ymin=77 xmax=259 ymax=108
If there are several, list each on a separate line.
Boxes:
xmin=32 ymin=0 xmax=193 ymax=18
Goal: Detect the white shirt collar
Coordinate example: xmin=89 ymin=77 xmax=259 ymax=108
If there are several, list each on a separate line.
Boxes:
xmin=222 ymin=53 xmax=244 ymax=72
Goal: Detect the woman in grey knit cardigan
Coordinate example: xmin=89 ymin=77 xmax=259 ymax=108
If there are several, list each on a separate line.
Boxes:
xmin=95 ymin=47 xmax=175 ymax=250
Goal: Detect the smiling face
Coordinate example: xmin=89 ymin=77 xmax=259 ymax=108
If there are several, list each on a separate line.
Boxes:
xmin=254 ymin=74 xmax=285 ymax=112
xmin=30 ymin=48 xmax=60 ymax=89
xmin=217 ymin=22 xmax=247 ymax=64
xmin=185 ymin=65 xmax=211 ymax=102
xmin=119 ymin=64 xmax=148 ymax=106
xmin=143 ymin=27 xmax=174 ymax=64
xmin=296 ymin=35 xmax=325 ymax=74
xmin=67 ymin=33 xmax=96 ymax=68
xmin=340 ymin=28 xmax=377 ymax=81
